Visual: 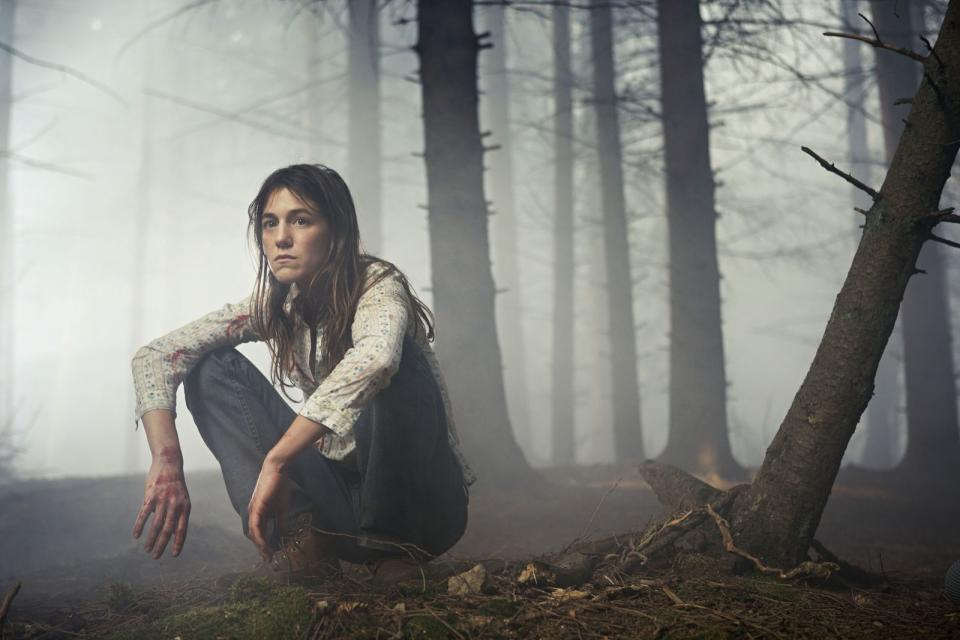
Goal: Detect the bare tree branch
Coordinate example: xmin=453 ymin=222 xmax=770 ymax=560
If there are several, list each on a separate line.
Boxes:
xmin=822 ymin=31 xmax=927 ymax=63
xmin=117 ymin=0 xmax=221 ymax=58
xmin=0 ymin=42 xmax=125 ymax=105
xmin=0 ymin=150 xmax=90 ymax=179
xmin=146 ymin=88 xmax=328 ymax=142
xmin=800 ymin=146 xmax=880 ymax=199
xmin=928 ymin=232 xmax=960 ymax=250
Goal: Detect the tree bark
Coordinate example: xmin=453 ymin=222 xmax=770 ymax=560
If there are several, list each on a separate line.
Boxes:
xmin=730 ymin=0 xmax=960 ymax=567
xmin=481 ymin=4 xmax=531 ymax=454
xmin=416 ymin=0 xmax=532 ymax=482
xmin=348 ymin=0 xmax=382 ymax=255
xmin=870 ymin=0 xmax=960 ymax=479
xmin=589 ymin=0 xmax=644 ymax=462
xmin=551 ymin=4 xmax=576 ymax=466
xmin=656 ymin=0 xmax=740 ymax=478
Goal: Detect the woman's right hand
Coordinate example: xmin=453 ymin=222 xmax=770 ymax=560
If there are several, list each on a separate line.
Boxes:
xmin=133 ymin=446 xmax=191 ymax=559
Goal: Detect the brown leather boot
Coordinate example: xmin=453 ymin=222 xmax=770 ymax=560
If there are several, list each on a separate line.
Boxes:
xmin=254 ymin=512 xmax=341 ymax=584
xmin=369 ymin=556 xmax=427 ymax=585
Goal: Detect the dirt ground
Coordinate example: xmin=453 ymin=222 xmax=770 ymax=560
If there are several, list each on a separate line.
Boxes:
xmin=1 ymin=463 xmax=958 ymax=638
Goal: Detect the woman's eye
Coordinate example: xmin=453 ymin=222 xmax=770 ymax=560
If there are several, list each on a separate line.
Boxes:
xmin=296 ymin=217 xmax=309 ymax=225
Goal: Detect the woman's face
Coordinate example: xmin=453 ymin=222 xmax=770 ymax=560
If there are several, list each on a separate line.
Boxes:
xmin=261 ymin=187 xmax=331 ymax=289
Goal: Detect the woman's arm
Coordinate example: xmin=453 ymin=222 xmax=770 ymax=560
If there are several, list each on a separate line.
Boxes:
xmin=247 ymin=414 xmax=332 ymax=559
xmin=298 ymin=265 xmax=410 ymax=440
xmin=132 ymin=295 xmax=261 ymax=426
xmin=130 ymin=294 xmax=262 ymax=559
xmin=132 ymin=409 xmax=191 ymax=559
xmin=247 ymin=265 xmax=410 ymax=558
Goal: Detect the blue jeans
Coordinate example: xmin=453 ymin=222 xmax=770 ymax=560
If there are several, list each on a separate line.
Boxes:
xmin=183 ymin=335 xmax=468 ymax=563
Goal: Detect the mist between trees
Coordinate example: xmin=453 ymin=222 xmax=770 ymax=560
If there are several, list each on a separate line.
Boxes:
xmin=0 ymin=0 xmax=957 ymax=493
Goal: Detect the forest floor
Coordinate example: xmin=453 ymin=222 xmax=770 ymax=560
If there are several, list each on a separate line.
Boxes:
xmin=1 ymin=464 xmax=958 ymax=638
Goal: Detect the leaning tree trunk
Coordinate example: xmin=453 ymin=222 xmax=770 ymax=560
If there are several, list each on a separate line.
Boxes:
xmin=551 ymin=4 xmax=576 ymax=465
xmin=656 ymin=0 xmax=740 ymax=478
xmin=416 ymin=0 xmax=532 ymax=481
xmin=0 ymin=0 xmax=14 ymax=438
xmin=730 ymin=0 xmax=960 ymax=567
xmin=348 ymin=0 xmax=382 ymax=255
xmin=589 ymin=0 xmax=644 ymax=462
xmin=870 ymin=0 xmax=960 ymax=479
xmin=481 ymin=4 xmax=532 ymax=454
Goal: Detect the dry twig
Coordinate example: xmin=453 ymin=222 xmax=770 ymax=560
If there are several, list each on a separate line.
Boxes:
xmin=801 ymin=146 xmax=880 ymax=199
xmin=821 ymin=31 xmax=926 ymax=63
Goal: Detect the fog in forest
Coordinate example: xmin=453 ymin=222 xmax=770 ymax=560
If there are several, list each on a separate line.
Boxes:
xmin=0 ymin=1 xmax=956 ymax=481
xmin=4 ymin=0 xmax=960 ymax=631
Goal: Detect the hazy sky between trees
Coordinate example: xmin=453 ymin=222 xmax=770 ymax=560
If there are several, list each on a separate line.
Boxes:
xmin=5 ymin=0 xmax=957 ymax=478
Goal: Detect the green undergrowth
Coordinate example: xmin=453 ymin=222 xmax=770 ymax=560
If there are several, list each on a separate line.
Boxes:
xmin=104 ymin=576 xmax=312 ymax=640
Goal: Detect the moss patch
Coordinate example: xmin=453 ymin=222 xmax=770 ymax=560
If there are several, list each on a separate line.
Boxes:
xmin=104 ymin=583 xmax=312 ymax=640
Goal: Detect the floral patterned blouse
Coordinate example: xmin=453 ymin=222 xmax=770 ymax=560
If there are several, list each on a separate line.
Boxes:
xmin=131 ymin=262 xmax=475 ymax=486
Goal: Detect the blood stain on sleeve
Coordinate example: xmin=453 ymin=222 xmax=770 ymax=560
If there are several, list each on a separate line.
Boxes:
xmin=226 ymin=314 xmax=251 ymax=338
xmin=170 ymin=349 xmax=186 ymax=370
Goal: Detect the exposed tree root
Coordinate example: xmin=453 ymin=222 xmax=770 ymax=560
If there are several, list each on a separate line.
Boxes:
xmin=706 ymin=504 xmax=838 ymax=580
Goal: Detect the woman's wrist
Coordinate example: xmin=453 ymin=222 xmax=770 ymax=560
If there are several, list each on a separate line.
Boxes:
xmin=264 ymin=415 xmax=330 ymax=473
xmin=152 ymin=445 xmax=184 ymax=467
xmin=263 ymin=450 xmax=290 ymax=473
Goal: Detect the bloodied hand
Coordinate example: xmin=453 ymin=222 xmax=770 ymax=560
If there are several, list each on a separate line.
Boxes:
xmin=133 ymin=446 xmax=191 ymax=558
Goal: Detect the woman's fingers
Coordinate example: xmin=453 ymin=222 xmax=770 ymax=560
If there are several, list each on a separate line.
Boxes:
xmin=172 ymin=504 xmax=190 ymax=557
xmin=248 ymin=505 xmax=270 ymax=561
xmin=133 ymin=497 xmax=155 ymax=539
xmin=152 ymin=503 xmax=180 ymax=559
xmin=144 ymin=503 xmax=167 ymax=552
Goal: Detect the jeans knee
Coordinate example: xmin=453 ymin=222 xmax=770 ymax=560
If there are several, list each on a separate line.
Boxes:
xmin=184 ymin=346 xmax=240 ymax=411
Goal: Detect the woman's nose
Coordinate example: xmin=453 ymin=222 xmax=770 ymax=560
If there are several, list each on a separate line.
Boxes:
xmin=275 ymin=223 xmax=293 ymax=247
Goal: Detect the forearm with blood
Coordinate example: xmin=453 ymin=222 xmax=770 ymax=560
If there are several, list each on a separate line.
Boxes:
xmin=141 ymin=408 xmax=184 ymax=467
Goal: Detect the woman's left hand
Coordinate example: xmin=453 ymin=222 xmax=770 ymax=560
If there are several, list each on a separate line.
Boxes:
xmin=247 ymin=459 xmax=291 ymax=561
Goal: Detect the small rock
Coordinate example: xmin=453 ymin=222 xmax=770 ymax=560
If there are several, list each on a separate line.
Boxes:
xmin=517 ymin=561 xmax=557 ymax=587
xmin=448 ymin=563 xmax=492 ymax=595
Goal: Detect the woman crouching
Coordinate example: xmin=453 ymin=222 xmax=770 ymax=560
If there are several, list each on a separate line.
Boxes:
xmin=130 ymin=164 xmax=473 ymax=583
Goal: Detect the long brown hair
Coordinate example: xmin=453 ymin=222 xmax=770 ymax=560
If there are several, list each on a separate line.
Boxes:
xmin=246 ymin=164 xmax=435 ymax=401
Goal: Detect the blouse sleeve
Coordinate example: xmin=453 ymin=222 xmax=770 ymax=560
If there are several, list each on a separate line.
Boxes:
xmin=131 ymin=295 xmax=260 ymax=425
xmin=299 ymin=265 xmax=409 ymax=438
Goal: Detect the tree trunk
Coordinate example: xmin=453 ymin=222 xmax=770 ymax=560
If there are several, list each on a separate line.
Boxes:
xmin=589 ymin=0 xmax=644 ymax=462
xmin=551 ymin=4 xmax=576 ymax=465
xmin=870 ymin=0 xmax=960 ymax=479
xmin=415 ymin=0 xmax=532 ymax=482
xmin=730 ymin=0 xmax=960 ymax=567
xmin=0 ymin=0 xmax=14 ymax=440
xmin=842 ymin=0 xmax=901 ymax=469
xmin=576 ymin=45 xmax=614 ymax=465
xmin=656 ymin=0 xmax=740 ymax=478
xmin=842 ymin=0 xmax=871 ymax=201
xmin=302 ymin=12 xmax=323 ymax=161
xmin=481 ymin=4 xmax=531 ymax=454
xmin=348 ymin=0 xmax=381 ymax=255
